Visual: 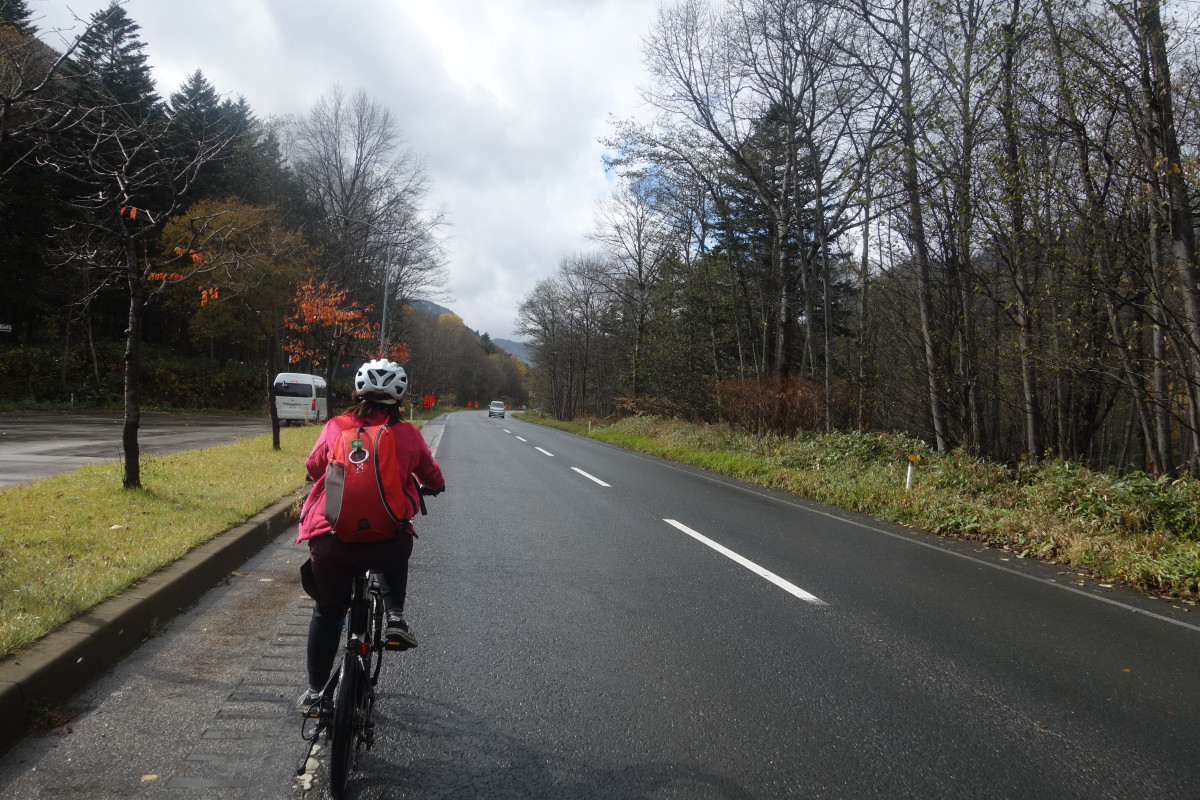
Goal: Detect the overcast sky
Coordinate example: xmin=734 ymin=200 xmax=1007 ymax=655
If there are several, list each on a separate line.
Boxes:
xmin=30 ymin=0 xmax=661 ymax=342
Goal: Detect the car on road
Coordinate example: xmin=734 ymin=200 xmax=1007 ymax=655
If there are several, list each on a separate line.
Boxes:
xmin=273 ymin=373 xmax=328 ymax=425
xmin=488 ymin=401 xmax=506 ymax=418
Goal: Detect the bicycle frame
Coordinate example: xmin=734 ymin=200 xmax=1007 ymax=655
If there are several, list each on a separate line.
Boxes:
xmin=296 ymin=486 xmax=437 ymax=793
xmin=297 ymin=570 xmax=386 ymax=797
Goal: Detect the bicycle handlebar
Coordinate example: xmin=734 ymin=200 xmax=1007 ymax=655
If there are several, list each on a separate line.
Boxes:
xmin=415 ymin=484 xmax=442 ymax=516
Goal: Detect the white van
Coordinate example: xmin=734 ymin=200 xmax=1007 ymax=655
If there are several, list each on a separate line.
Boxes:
xmin=273 ymin=373 xmax=328 ymax=424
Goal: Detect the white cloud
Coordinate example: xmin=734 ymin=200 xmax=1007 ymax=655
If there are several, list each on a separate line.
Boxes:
xmin=28 ymin=0 xmax=659 ymax=341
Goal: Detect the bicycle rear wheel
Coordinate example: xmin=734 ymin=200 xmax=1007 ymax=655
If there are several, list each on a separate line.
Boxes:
xmin=328 ymin=654 xmax=360 ymax=799
xmin=368 ymin=580 xmax=384 ymax=682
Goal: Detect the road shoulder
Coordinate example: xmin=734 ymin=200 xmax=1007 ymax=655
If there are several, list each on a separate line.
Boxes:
xmin=0 ymin=489 xmax=303 ymax=753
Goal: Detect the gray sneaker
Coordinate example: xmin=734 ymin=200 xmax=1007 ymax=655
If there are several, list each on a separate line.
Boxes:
xmin=295 ymin=688 xmax=325 ymax=717
xmin=385 ymin=611 xmax=418 ymax=649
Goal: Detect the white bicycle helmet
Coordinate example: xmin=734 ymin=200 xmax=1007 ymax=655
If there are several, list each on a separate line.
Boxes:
xmin=354 ymin=359 xmax=408 ymax=402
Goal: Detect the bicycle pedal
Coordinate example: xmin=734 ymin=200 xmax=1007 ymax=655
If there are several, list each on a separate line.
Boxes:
xmin=383 ymin=640 xmax=413 ymax=651
xmin=304 ymin=700 xmax=333 ymax=720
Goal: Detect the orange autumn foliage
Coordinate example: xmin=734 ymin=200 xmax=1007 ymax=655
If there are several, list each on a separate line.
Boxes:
xmin=281 ymin=279 xmax=378 ymax=367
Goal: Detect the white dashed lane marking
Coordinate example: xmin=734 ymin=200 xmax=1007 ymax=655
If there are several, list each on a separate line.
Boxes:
xmin=571 ymin=468 xmax=610 ymax=487
xmin=664 ymin=519 xmax=825 ymax=605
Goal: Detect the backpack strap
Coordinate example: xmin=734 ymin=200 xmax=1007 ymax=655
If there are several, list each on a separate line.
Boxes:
xmin=332 ymin=414 xmax=359 ymax=431
xmin=371 ymin=424 xmax=408 ymax=525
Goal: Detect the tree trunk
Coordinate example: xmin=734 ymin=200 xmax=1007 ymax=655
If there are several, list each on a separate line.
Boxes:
xmin=269 ymin=307 xmax=281 ymax=451
xmin=1152 ymin=311 xmax=1171 ymax=473
xmin=1043 ymin=0 xmax=1161 ymax=471
xmin=900 ymin=0 xmax=947 ymax=451
xmin=856 ymin=198 xmax=872 ymax=430
xmin=122 ymin=249 xmax=144 ymax=490
xmin=60 ymin=305 xmax=71 ymax=394
xmin=86 ymin=312 xmax=101 ymax=384
xmin=1149 ymin=222 xmax=1173 ymax=474
xmin=1142 ymin=0 xmax=1200 ymax=474
xmin=773 ymin=213 xmax=790 ymax=381
xmin=949 ymin=3 xmax=984 ymax=453
xmin=1018 ymin=301 xmax=1041 ymax=460
xmin=818 ymin=247 xmax=832 ymax=431
xmin=632 ymin=307 xmax=645 ymax=398
xmin=1000 ymin=1 xmax=1042 ymax=461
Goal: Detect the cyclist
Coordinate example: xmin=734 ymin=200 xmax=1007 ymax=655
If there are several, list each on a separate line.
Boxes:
xmin=294 ymin=358 xmax=445 ymax=711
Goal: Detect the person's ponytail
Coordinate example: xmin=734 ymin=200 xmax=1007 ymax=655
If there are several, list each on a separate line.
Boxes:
xmin=342 ymin=396 xmax=403 ymax=424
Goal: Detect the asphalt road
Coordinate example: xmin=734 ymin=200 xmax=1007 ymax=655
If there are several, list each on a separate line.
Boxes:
xmin=0 ymin=412 xmax=1197 ymax=798
xmin=0 ymin=411 xmax=270 ymax=488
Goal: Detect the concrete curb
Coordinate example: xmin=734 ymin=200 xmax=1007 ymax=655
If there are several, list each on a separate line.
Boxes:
xmin=0 ymin=489 xmax=305 ymax=753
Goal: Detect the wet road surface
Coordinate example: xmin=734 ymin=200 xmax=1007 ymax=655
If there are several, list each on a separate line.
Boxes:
xmin=0 ymin=412 xmax=269 ymax=488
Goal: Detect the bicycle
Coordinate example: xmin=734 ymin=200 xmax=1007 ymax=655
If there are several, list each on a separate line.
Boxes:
xmin=297 ymin=487 xmax=436 ymax=799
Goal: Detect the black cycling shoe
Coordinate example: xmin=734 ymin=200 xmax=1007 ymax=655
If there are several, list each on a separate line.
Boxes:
xmin=385 ymin=611 xmax=418 ymax=650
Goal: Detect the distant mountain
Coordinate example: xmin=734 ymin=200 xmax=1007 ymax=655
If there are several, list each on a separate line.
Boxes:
xmin=494 ymin=339 xmax=530 ymax=364
xmin=408 ymin=299 xmax=530 ymax=364
xmin=409 ymin=299 xmax=456 ymax=318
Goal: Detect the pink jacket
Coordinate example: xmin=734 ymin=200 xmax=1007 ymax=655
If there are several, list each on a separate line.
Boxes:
xmin=296 ymin=410 xmax=445 ymax=543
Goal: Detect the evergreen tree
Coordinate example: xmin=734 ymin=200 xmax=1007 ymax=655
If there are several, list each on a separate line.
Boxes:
xmin=0 ymin=0 xmax=56 ymax=339
xmin=165 ymin=69 xmax=240 ymax=201
xmin=167 ymin=69 xmax=222 ymax=138
xmin=164 ymin=74 xmax=308 ymax=215
xmin=0 ymin=0 xmax=33 ymax=33
xmin=70 ymin=2 xmax=158 ymax=118
xmin=239 ymin=118 xmax=313 ymax=215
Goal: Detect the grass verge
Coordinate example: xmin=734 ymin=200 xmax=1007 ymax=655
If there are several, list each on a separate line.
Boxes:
xmin=515 ymin=412 xmax=1200 ymax=600
xmin=0 ymin=425 xmax=320 ymax=659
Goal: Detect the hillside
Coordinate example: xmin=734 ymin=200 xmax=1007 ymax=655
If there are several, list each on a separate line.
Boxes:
xmin=493 ymin=338 xmax=530 ymax=364
xmin=408 ymin=300 xmax=529 ymax=364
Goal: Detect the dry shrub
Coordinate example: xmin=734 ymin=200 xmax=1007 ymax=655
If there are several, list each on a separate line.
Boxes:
xmin=614 ymin=396 xmax=689 ymax=418
xmin=717 ymin=377 xmax=850 ymax=436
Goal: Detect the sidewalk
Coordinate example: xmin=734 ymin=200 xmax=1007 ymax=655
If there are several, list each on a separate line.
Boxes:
xmin=0 ymin=490 xmax=304 ymax=753
xmin=0 ymin=521 xmax=317 ymax=798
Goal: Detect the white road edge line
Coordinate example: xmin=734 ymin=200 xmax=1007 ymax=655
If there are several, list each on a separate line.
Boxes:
xmin=664 ymin=519 xmax=826 ymax=606
xmin=571 ymin=467 xmax=610 ymax=487
xmin=536 ymin=447 xmax=554 ymax=457
xmin=426 ymin=427 xmax=443 ymax=458
xmin=637 ymin=455 xmax=1200 ymax=633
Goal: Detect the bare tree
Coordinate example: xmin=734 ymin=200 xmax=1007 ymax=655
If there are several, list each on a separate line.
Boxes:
xmin=588 ymin=179 xmax=676 ymax=398
xmin=43 ymin=9 xmax=243 ymax=487
xmin=643 ymin=0 xmax=807 ymax=380
xmin=993 ymin=0 xmax=1044 ymax=460
xmin=1125 ymin=0 xmax=1200 ymax=473
xmin=517 ymin=277 xmax=572 ymax=417
xmin=560 ymin=253 xmax=610 ymax=416
xmin=287 ymin=85 xmax=448 ymax=367
xmin=847 ymin=0 xmax=950 ymax=449
xmin=0 ymin=6 xmax=100 ymax=177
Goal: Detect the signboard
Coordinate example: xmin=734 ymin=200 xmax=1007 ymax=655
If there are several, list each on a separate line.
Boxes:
xmin=0 ymin=323 xmax=12 ymax=334
xmin=422 ymin=394 xmax=435 ymax=409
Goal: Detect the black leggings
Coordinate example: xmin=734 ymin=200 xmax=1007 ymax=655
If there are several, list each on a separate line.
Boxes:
xmin=303 ymin=533 xmax=415 ymax=691
xmin=306 ymin=568 xmax=408 ymax=690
